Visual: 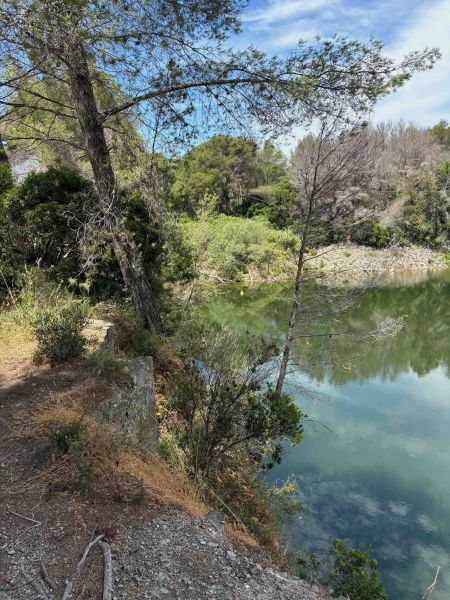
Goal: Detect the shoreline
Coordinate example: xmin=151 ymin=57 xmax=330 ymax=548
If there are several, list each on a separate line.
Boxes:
xmin=240 ymin=244 xmax=448 ymax=284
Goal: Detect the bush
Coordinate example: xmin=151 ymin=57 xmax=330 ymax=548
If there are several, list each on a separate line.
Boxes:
xmin=167 ymin=323 xmax=303 ymax=477
xmin=402 ymin=162 xmax=450 ymax=247
xmin=180 ymin=215 xmax=298 ymax=279
xmin=0 ymin=166 xmax=94 ymax=292
xmin=351 ymin=221 xmax=392 ymax=248
xmin=329 ymin=539 xmax=387 ymax=600
xmin=87 ymin=350 xmax=130 ymax=385
xmin=0 ymin=145 xmax=13 ymax=196
xmin=50 ymin=420 xmax=83 ymax=454
xmin=33 ymin=302 xmax=89 ymax=363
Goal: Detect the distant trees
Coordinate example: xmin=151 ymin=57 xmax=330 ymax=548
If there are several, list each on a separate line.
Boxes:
xmin=171 ymin=135 xmax=259 ymax=214
xmin=403 ymin=160 xmax=450 ymax=247
xmin=171 ymin=135 xmax=295 ymax=225
xmin=429 ymin=120 xmax=450 ymax=149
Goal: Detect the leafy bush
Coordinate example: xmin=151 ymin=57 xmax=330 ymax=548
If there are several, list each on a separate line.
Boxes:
xmin=0 ymin=166 xmax=94 ymax=294
xmin=329 ymin=539 xmax=387 ymax=600
xmin=167 ymin=323 xmax=303 ymax=477
xmin=50 ymin=420 xmax=84 ymax=454
xmin=402 ymin=161 xmax=450 ymax=247
xmin=0 ymin=144 xmax=13 ymax=196
xmin=180 ymin=215 xmax=298 ymax=279
xmin=351 ymin=221 xmax=392 ymax=248
xmin=33 ymin=302 xmax=89 ymax=363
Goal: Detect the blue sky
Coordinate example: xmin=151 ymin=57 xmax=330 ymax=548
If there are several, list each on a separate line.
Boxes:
xmin=239 ymin=0 xmax=450 ymax=126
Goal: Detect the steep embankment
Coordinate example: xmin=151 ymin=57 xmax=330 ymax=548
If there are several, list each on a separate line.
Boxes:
xmin=0 ymin=339 xmax=331 ymax=599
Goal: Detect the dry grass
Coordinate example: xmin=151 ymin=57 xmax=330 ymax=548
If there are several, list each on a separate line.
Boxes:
xmin=16 ymin=379 xmax=206 ymax=516
xmin=0 ymin=318 xmax=36 ymax=363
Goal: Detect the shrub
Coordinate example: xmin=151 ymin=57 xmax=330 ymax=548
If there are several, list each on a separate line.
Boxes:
xmin=0 ymin=144 xmax=13 ymax=196
xmin=33 ymin=302 xmax=89 ymax=363
xmin=329 ymin=539 xmax=387 ymax=600
xmin=167 ymin=323 xmax=303 ymax=477
xmin=180 ymin=215 xmax=298 ymax=279
xmin=87 ymin=350 xmax=130 ymax=385
xmin=402 ymin=162 xmax=450 ymax=247
xmin=50 ymin=420 xmax=83 ymax=453
xmin=351 ymin=221 xmax=392 ymax=248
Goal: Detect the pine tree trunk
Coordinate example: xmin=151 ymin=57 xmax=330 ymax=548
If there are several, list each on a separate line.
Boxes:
xmin=275 ymin=237 xmax=307 ymax=393
xmin=64 ymin=40 xmax=163 ymax=334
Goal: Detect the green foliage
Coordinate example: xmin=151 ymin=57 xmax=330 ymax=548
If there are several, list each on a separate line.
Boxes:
xmin=50 ymin=420 xmax=83 ymax=454
xmin=168 ymin=323 xmax=303 ymax=477
xmin=171 ymin=136 xmax=291 ymax=220
xmin=403 ymin=161 xmax=450 ymax=247
xmin=171 ymin=135 xmax=260 ymax=214
xmin=243 ymin=176 xmax=297 ymax=229
xmin=0 ymin=166 xmax=93 ymax=292
xmin=330 ymin=539 xmax=387 ymax=600
xmin=180 ymin=215 xmax=298 ymax=279
xmin=429 ymin=119 xmax=450 ymax=148
xmin=350 ymin=221 xmax=392 ymax=248
xmin=87 ymin=350 xmax=130 ymax=385
xmin=33 ymin=302 xmax=89 ymax=363
xmin=0 ymin=164 xmax=193 ymax=302
xmin=0 ymin=143 xmax=13 ymax=196
xmin=292 ymin=550 xmax=321 ymax=583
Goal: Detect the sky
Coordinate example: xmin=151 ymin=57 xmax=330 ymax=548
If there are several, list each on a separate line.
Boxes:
xmin=239 ymin=0 xmax=450 ymax=127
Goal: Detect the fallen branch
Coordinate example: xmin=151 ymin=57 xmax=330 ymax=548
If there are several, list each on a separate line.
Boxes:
xmin=9 ymin=508 xmax=41 ymax=526
xmin=98 ymin=540 xmax=113 ymax=600
xmin=40 ymin=560 xmax=56 ymax=592
xmin=422 ymin=565 xmax=441 ymax=600
xmin=197 ymin=269 xmax=235 ymax=284
xmin=61 ymin=534 xmax=104 ymax=600
xmin=20 ymin=563 xmax=50 ymax=599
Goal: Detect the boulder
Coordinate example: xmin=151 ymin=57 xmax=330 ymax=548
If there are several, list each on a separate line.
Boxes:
xmin=98 ymin=356 xmax=159 ymax=451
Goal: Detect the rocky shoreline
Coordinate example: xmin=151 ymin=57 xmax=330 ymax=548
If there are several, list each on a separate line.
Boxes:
xmin=308 ymin=243 xmax=448 ymax=273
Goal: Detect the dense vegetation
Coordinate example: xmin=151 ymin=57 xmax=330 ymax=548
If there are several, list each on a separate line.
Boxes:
xmin=0 ymin=1 xmax=447 ymax=596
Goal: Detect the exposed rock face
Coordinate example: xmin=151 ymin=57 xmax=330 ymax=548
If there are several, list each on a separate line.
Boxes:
xmin=98 ymin=356 xmax=159 ymax=451
xmin=84 ymin=318 xmax=116 ymax=352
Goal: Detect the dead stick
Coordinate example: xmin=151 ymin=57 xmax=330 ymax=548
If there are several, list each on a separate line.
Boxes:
xmin=421 ymin=565 xmax=441 ymax=600
xmin=40 ymin=560 xmax=56 ymax=592
xmin=9 ymin=508 xmax=41 ymax=525
xmin=98 ymin=540 xmax=113 ymax=600
xmin=61 ymin=534 xmax=104 ymax=600
xmin=20 ymin=563 xmax=49 ymax=599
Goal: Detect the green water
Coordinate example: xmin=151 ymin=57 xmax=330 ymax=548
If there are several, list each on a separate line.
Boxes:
xmin=203 ymin=269 xmax=450 ymax=599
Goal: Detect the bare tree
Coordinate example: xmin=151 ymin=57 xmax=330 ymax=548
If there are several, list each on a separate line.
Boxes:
xmin=0 ymin=0 xmax=439 ymax=331
xmin=276 ymin=118 xmax=373 ymax=392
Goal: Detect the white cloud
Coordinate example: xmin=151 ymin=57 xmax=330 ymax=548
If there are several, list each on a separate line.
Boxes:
xmin=243 ymin=0 xmax=334 ymax=24
xmin=373 ymin=0 xmax=450 ymax=125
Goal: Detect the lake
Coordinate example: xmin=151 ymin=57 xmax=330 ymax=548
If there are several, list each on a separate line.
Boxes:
xmin=203 ymin=269 xmax=450 ymax=599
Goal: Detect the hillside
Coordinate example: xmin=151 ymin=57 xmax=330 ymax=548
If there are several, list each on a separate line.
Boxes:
xmin=0 ymin=332 xmax=331 ymax=600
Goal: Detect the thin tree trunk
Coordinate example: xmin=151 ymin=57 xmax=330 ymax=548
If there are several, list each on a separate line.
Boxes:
xmin=64 ymin=40 xmax=163 ymax=333
xmin=275 ymin=235 xmax=307 ymax=393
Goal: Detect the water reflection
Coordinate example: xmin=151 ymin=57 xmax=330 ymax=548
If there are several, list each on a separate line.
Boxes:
xmin=203 ymin=270 xmax=450 ymax=599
